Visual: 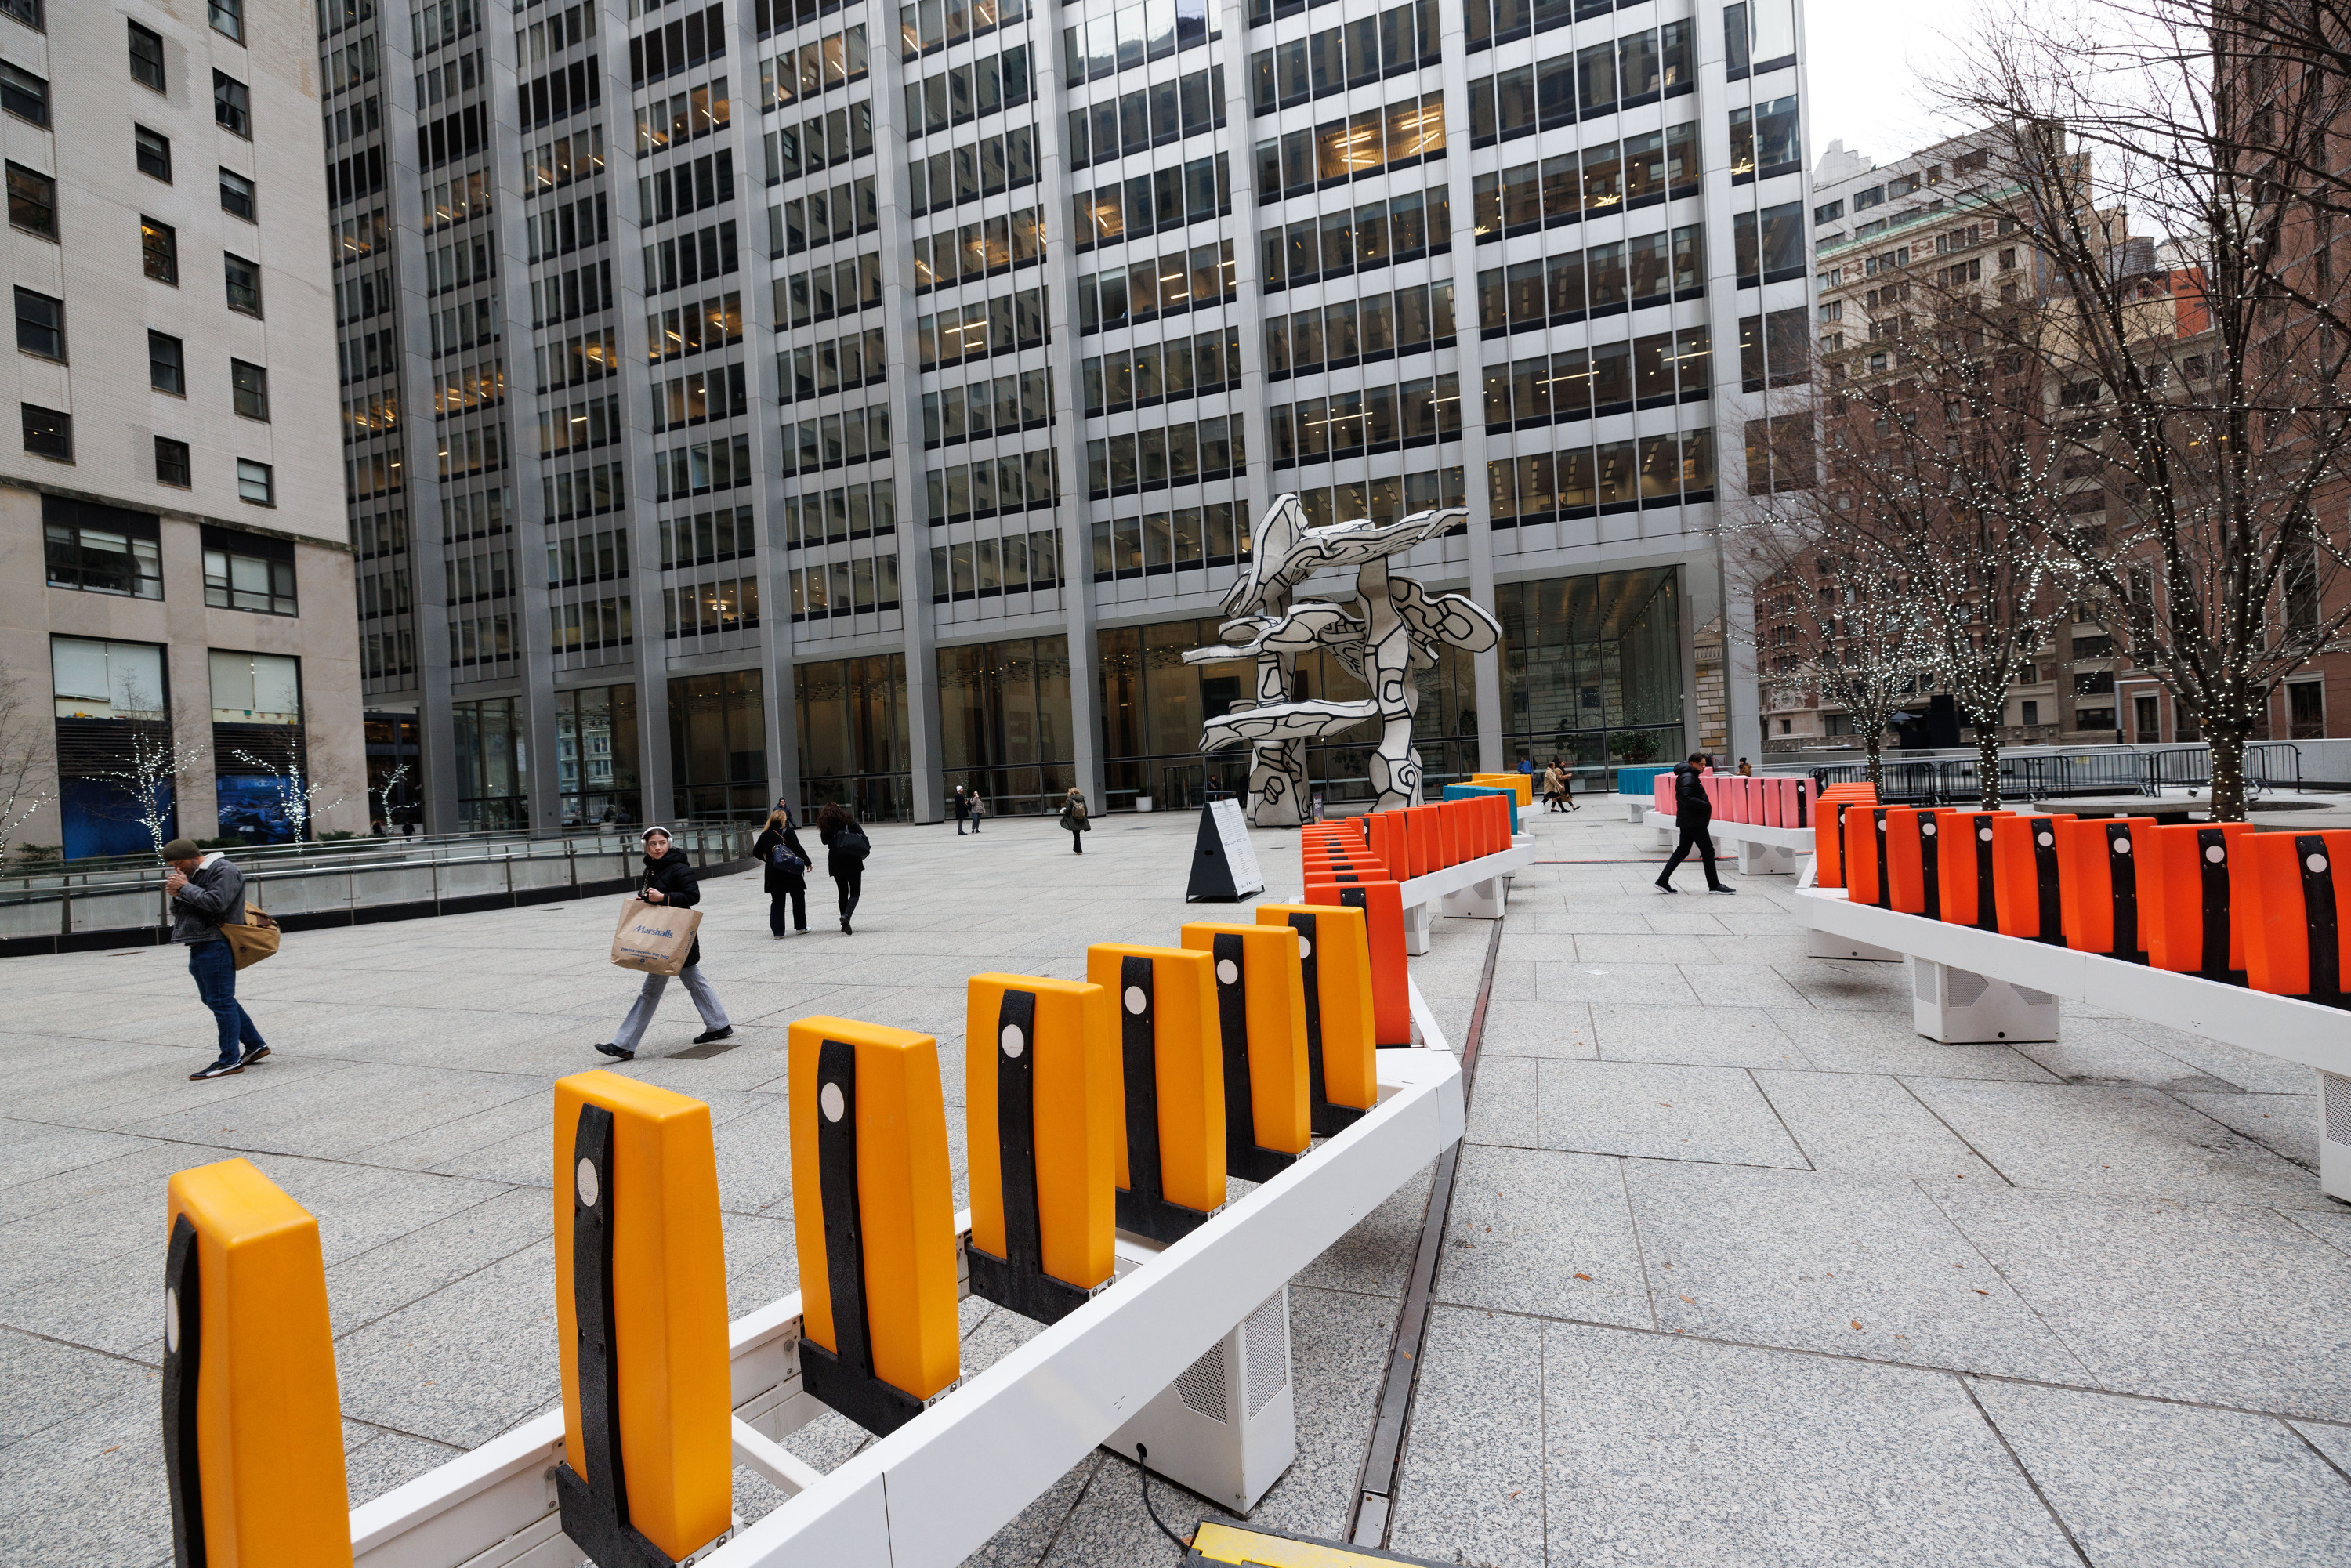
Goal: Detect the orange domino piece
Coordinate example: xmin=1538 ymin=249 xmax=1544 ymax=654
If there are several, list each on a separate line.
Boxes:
xmin=1306 ymin=878 xmax=1409 ymax=1046
xmin=1880 ymin=807 xmax=1933 ymax=917
xmin=1934 ymin=809 xmax=2008 ymax=930
xmin=2242 ymin=831 xmax=2351 ymax=998
xmin=1993 ymin=814 xmax=2074 ymax=943
xmin=1256 ymin=902 xmax=1378 ymax=1132
xmin=2139 ymin=822 xmax=2257 ymax=976
xmin=2058 ymin=817 xmax=2158 ymax=959
xmin=1842 ymin=805 xmax=1894 ymax=909
xmin=1813 ymin=784 xmax=1877 ymax=887
xmin=1404 ymin=805 xmax=1440 ymax=878
xmin=1365 ymin=810 xmax=1407 ymax=878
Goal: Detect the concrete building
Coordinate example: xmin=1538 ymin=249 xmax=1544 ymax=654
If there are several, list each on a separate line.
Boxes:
xmin=2 ymin=0 xmax=364 ymax=860
xmin=328 ymin=0 xmax=1807 ymax=830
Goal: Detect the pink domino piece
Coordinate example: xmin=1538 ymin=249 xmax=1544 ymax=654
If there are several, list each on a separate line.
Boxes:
xmin=1654 ymin=775 xmax=1674 ymax=813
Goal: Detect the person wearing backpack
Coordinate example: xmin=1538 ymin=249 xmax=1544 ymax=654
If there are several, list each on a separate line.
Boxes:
xmin=163 ymin=838 xmax=270 ymax=1081
xmin=752 ymin=806 xmax=811 ymax=937
xmin=596 ymin=826 xmax=732 ymax=1059
xmin=1059 ymin=785 xmax=1091 ymax=853
xmin=817 ymin=802 xmax=871 ymax=933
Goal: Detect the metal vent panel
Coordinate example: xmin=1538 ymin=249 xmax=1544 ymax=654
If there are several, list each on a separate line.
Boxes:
xmin=1174 ymin=1339 xmax=1227 ymax=1424
xmin=1242 ymin=1292 xmax=1288 ymax=1417
xmin=2325 ymin=1072 xmax=2351 ymax=1150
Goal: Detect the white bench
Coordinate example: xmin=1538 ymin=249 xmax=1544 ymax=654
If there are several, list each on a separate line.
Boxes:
xmin=1795 ymin=885 xmax=2351 ymax=1201
xmin=347 ymin=1050 xmax=1466 ymax=1568
xmin=1642 ymin=809 xmax=1813 ymax=875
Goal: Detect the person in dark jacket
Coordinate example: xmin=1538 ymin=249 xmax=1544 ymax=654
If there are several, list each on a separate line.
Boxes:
xmin=1059 ymin=786 xmax=1091 ymax=853
xmin=752 ymin=807 xmax=811 ymax=937
xmin=817 ymin=802 xmax=871 ymax=933
xmin=1655 ymin=753 xmax=1734 ymax=895
xmin=164 ymin=838 xmax=269 ymax=1081
xmin=952 ymin=784 xmax=969 ymax=835
xmin=596 ymin=826 xmax=732 ymax=1059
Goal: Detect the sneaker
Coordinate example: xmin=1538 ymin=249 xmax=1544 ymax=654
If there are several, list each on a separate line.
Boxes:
xmin=1707 ymin=885 xmax=1738 ymax=896
xmin=692 ymin=1026 xmax=733 ymax=1045
xmin=239 ymin=1044 xmax=271 ymax=1066
xmin=593 ymin=1041 xmax=635 ymax=1061
xmin=842 ymin=919 xmax=853 ymax=935
xmin=189 ymin=1059 xmax=244 ymax=1081
xmin=1652 ymin=882 xmax=1677 ymax=894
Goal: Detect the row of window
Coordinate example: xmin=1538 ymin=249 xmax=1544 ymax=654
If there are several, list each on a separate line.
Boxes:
xmin=904 ymin=43 xmax=1033 ymax=138
xmin=650 ymin=291 xmax=745 ymax=363
xmin=910 ymin=129 xmax=1041 ymax=216
xmin=1072 ymin=154 xmax=1231 ymax=251
xmin=1252 ymin=94 xmax=1444 ymax=203
xmin=1258 ymin=183 xmax=1450 ymax=290
xmin=431 ymin=360 xmax=503 ymax=421
xmin=632 ymin=3 xmax=728 ymax=88
xmin=1086 ymin=502 xmax=1248 ymax=581
xmin=1068 ymin=65 xmax=1225 ymax=168
xmin=520 ymin=56 xmax=603 ymax=132
xmin=20 ymin=406 xmax=274 ymax=503
xmin=911 ymin=215 xmax=1044 ymax=305
xmin=1081 ymin=420 xmax=1248 ymax=497
xmin=1266 ymin=375 xmax=1464 ymax=464
xmin=658 ymin=504 xmax=756 ymax=568
xmin=642 ymin=148 xmax=734 ymax=224
xmin=44 ymin=502 xmax=293 ymax=619
xmin=519 ymin=2 xmax=599 ymax=67
xmin=924 ymin=529 xmax=1065 ymax=603
xmin=445 ymin=545 xmax=516 ymax=607
xmin=437 ymin=421 xmax=509 ymax=483
xmin=1484 ymin=430 xmax=1718 ymax=523
xmin=1082 ymin=328 xmax=1243 ymax=414
xmin=1060 ymin=0 xmax=1212 ymax=84
xmin=773 ymin=176 xmax=877 ymax=252
xmin=1076 ymin=241 xmax=1236 ymax=334
xmin=344 ymin=328 xmax=398 ymax=386
xmin=430 ymin=297 xmax=498 ymax=361
xmin=337 ymin=209 xmax=391 ymax=270
xmin=436 ymin=169 xmax=497 ymax=239
xmin=1477 ymin=332 xmax=1715 ymax=430
xmin=777 ymin=252 xmax=880 ymax=327
xmin=2 ymin=53 xmax=250 ymax=138
xmin=1262 ymin=283 xmax=1457 ymax=378
xmin=1267 ymin=471 xmax=1465 ymax=534
xmin=1473 ymin=228 xmax=1707 ymax=335
xmin=551 ymin=529 xmax=630 ymax=588
xmin=131 ymin=218 xmax=267 ymax=316
xmin=345 ymin=388 xmax=397 ymax=442
xmin=897 ymin=0 xmax=1036 ymax=58
xmin=758 ymin=24 xmax=867 ymax=108
xmin=654 ymin=432 xmax=755 ymax=500
xmin=531 ymin=258 xmax=614 ymax=328
xmin=415 ymin=45 xmax=480 ymax=112
xmin=557 ymin=595 xmax=636 ymax=654
xmin=777 ymin=324 xmax=889 ymax=400
xmin=645 ymin=220 xmax=740 ymax=296
xmin=1250 ymin=5 xmax=1440 ymax=114
xmin=524 ymin=122 xmax=606 ymax=200
xmin=636 ymin=78 xmax=731 ymax=157
xmin=664 ymin=578 xmax=759 ymax=637
xmin=796 ymin=554 xmax=904 ymax=617
xmin=1471 ymin=129 xmax=1699 ymax=238
xmin=337 ymin=266 xmax=393 ymax=326
xmin=1465 ymin=24 xmax=1694 ymax=147
xmin=781 ymin=401 xmax=893 ymax=473
xmin=651 ymin=361 xmax=748 ymax=432
xmin=326 ymin=92 xmax=381 ymax=151
xmin=544 ymin=458 xmax=628 ymax=523
xmin=768 ymin=101 xmax=871 ymax=188
xmin=925 ymin=368 xmax=1055 ymax=445
xmin=1458 ymin=0 xmax=1647 ymax=51
xmin=931 ymin=449 xmax=1063 ymax=519
xmin=780 ymin=476 xmax=897 ymax=546
xmin=538 ymin=331 xmax=618 ymax=396
xmin=917 ymin=286 xmax=1050 ymax=369
xmin=538 ymin=393 xmax=623 ymax=459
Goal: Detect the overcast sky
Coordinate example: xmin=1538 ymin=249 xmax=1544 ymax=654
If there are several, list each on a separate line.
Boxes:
xmin=1804 ymin=0 xmax=1979 ymax=174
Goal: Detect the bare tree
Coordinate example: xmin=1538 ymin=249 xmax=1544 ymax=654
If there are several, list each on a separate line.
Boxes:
xmin=0 ymin=658 xmax=53 ymax=867
xmin=371 ymin=760 xmax=410 ymax=832
xmin=92 ymin=681 xmax=202 ymax=856
xmin=1940 ymin=3 xmax=2351 ymax=817
xmin=234 ymin=749 xmax=345 ymax=847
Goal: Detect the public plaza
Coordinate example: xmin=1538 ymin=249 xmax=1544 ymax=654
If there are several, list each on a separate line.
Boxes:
xmin=3 ymin=804 xmax=2349 ymax=1567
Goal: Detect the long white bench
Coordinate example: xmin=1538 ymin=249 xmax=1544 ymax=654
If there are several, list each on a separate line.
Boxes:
xmin=1795 ymin=885 xmax=2351 ymax=1200
xmin=1394 ymin=838 xmax=1535 ymax=948
xmin=348 ymin=1049 xmax=1466 ymax=1568
xmin=1642 ymin=809 xmax=1813 ymax=875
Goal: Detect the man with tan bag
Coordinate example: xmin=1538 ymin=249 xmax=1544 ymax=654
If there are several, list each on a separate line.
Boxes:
xmin=163 ymin=838 xmax=271 ymax=1081
xmin=596 ymin=825 xmax=732 ymax=1061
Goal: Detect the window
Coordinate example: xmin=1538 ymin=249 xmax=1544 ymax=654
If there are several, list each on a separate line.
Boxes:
xmin=204 ymin=529 xmax=297 ymax=615
xmin=1851 ymin=185 xmax=1883 ymax=212
xmin=1 ymin=60 xmax=49 ymax=125
xmin=209 ymin=0 xmax=244 ymax=43
xmin=7 ymin=162 xmax=52 ymax=237
xmin=2 ymin=0 xmax=41 ymax=31
xmin=230 ymin=359 xmax=269 ymax=420
xmin=136 ymin=126 xmax=173 ymax=183
xmin=143 ymin=217 xmax=179 ymax=283
xmin=154 ymin=436 xmax=190 ymax=487
xmin=224 ymin=252 xmax=262 ymax=316
xmin=214 ymin=71 xmax=251 ymax=138
xmin=129 ymin=21 xmax=166 ymax=90
xmin=2288 ymin=681 xmax=2324 ymax=740
xmin=208 ymin=650 xmax=301 ymax=722
xmin=45 ymin=497 xmax=163 ymax=597
xmin=149 ymin=331 xmax=185 ymax=393
xmin=219 ymin=168 xmax=255 ymax=220
xmin=22 ymin=404 xmax=71 ymax=461
xmin=14 ymin=286 xmax=62 ymax=359
xmin=237 ymin=458 xmax=273 ymax=505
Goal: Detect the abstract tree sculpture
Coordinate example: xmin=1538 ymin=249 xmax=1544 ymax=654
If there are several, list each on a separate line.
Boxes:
xmin=1183 ymin=495 xmax=1500 ymax=824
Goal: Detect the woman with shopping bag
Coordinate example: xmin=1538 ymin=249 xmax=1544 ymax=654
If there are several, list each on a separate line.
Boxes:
xmin=596 ymin=826 xmax=732 ymax=1060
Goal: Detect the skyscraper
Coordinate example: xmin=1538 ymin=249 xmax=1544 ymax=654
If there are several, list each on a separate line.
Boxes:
xmin=324 ymin=0 xmax=1802 ymax=831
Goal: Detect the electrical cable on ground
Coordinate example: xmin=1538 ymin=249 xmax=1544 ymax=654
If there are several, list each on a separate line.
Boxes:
xmin=1136 ymin=1443 xmax=1190 ymax=1555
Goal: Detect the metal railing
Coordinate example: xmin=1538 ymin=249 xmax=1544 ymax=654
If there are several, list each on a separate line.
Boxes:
xmin=1798 ymin=743 xmax=2304 ymax=804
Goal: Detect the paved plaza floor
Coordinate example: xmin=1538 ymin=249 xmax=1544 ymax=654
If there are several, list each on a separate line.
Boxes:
xmin=3 ymin=802 xmax=2349 ymax=1566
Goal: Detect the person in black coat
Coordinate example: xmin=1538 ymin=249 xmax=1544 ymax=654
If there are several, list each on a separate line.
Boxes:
xmin=817 ymin=802 xmax=871 ymax=933
xmin=596 ymin=826 xmax=734 ymax=1059
xmin=1654 ymin=753 xmax=1734 ymax=895
xmin=752 ymin=807 xmax=811 ymax=936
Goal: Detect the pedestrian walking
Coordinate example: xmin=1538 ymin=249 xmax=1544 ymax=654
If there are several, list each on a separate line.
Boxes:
xmin=952 ymin=784 xmax=969 ymax=835
xmin=1654 ymin=752 xmax=1733 ymax=895
xmin=1554 ymin=757 xmax=1580 ymax=811
xmin=1737 ymin=757 xmax=1754 ymax=777
xmin=165 ymin=838 xmax=270 ymax=1081
xmin=1541 ymin=760 xmax=1567 ymax=813
xmin=817 ymin=802 xmax=871 ymax=933
xmin=1059 ymin=785 xmax=1091 ymax=853
xmin=752 ymin=807 xmax=811 ymax=937
xmin=596 ymin=826 xmax=732 ymax=1060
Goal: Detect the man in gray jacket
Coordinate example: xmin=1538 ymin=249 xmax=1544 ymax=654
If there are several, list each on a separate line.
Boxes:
xmin=163 ymin=838 xmax=270 ymax=1081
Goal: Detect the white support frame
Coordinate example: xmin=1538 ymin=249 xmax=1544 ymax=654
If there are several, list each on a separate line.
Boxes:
xmin=1795 ymin=885 xmax=2351 ymax=1201
xmin=349 ymin=1051 xmax=1467 ymax=1568
xmin=1393 ymin=841 xmax=1534 ymax=955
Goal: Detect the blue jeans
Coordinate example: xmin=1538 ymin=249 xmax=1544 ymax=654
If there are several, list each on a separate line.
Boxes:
xmin=187 ymin=939 xmax=265 ymax=1065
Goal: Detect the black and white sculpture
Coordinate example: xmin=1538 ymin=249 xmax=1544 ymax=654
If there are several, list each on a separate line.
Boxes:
xmin=1184 ymin=495 xmax=1502 ymax=824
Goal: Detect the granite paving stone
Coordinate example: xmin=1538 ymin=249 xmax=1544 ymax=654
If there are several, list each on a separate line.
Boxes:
xmin=1753 ymin=1070 xmax=2005 ymax=1182
xmin=2174 ymin=1091 xmax=2322 ymax=1171
xmin=1535 ymin=1059 xmax=1809 ymax=1167
xmin=1384 ymin=1306 xmax=1549 ymax=1568
xmin=1476 ymin=997 xmax=1599 ymax=1059
xmin=1433 ymin=1145 xmax=1650 ymax=1324
xmin=1588 ymin=1002 xmax=1810 ymax=1069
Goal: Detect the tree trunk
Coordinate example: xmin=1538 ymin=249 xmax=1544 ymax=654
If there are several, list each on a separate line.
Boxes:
xmin=1864 ymin=732 xmax=1884 ymax=794
xmin=1976 ymin=729 xmax=2003 ymax=810
xmin=2207 ymin=728 xmax=2248 ymax=823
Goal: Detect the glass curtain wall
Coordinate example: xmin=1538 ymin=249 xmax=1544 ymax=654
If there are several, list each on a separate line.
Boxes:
xmin=555 ymin=685 xmax=642 ymax=827
xmin=798 ymin=654 xmax=913 ymax=822
xmin=451 ymin=696 xmax=530 ymax=831
xmin=1498 ymin=567 xmax=1684 ymax=785
xmin=1101 ymin=617 xmax=1253 ymax=810
xmin=668 ymin=671 xmax=770 ymax=820
xmin=937 ymin=636 xmax=1074 ymax=813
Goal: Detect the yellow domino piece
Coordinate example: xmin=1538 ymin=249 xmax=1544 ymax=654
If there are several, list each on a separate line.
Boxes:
xmin=788 ymin=1016 xmax=961 ymax=1401
xmin=1085 ymin=943 xmax=1226 ymax=1215
xmin=553 ymin=1071 xmax=733 ymax=1561
xmin=1256 ymin=902 xmax=1378 ymax=1114
xmin=164 ymin=1157 xmax=352 ymax=1568
xmin=966 ymin=974 xmax=1119 ymax=1290
xmin=1181 ymin=922 xmax=1312 ymax=1161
